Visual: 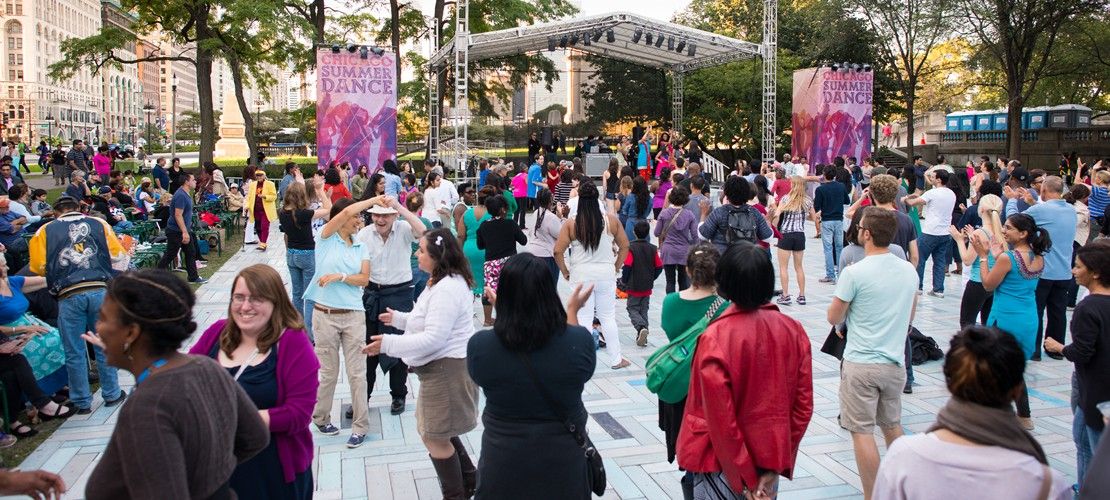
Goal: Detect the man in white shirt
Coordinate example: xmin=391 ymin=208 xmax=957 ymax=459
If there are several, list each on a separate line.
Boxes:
xmin=904 ymin=170 xmax=956 ymax=297
xmin=356 ymin=197 xmax=426 ymax=416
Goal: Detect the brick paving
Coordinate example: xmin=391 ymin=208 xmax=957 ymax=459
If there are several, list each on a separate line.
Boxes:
xmin=13 ymin=216 xmax=1080 ymax=499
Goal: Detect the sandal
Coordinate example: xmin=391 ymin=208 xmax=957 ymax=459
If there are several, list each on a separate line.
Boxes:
xmin=776 ymin=294 xmax=792 ymax=305
xmin=38 ymin=402 xmax=76 ymax=421
xmin=796 ymin=295 xmax=807 ymax=305
xmin=11 ymin=421 xmax=37 ymax=438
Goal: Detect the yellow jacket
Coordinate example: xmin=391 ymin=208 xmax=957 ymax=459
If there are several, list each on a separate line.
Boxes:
xmin=244 ymin=179 xmax=278 ymax=222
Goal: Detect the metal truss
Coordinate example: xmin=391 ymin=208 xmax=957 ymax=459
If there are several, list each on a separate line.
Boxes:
xmin=671 ymin=71 xmax=684 ymax=135
xmin=761 ymin=0 xmax=778 ymax=162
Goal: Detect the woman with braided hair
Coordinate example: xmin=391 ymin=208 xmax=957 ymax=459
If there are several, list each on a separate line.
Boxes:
xmin=83 ymin=269 xmax=270 ymax=499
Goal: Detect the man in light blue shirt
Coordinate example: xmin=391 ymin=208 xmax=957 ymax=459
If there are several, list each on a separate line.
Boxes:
xmin=526 ymin=153 xmax=544 ymax=212
xmin=826 ymin=207 xmax=919 ymax=498
xmin=1005 ymin=176 xmax=1075 ymax=360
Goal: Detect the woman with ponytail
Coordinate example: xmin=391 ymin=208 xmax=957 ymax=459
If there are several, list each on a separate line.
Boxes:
xmin=950 ymin=194 xmax=1006 ymax=327
xmin=972 ymin=213 xmax=1050 ymax=430
xmin=874 ymin=325 xmax=1070 ymax=499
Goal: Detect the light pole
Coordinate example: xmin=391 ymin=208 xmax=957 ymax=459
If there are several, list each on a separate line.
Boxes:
xmin=143 ymin=101 xmax=155 ymax=148
xmin=171 ymin=73 xmax=177 ymax=159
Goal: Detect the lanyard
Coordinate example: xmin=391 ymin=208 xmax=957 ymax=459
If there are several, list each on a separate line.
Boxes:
xmin=232 ymin=349 xmax=261 ymax=382
xmin=136 ymin=358 xmax=168 ymax=384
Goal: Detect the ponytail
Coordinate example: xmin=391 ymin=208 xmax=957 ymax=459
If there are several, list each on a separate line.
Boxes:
xmin=1007 ymin=213 xmax=1052 ymax=256
xmin=1030 ymin=227 xmax=1052 ymax=256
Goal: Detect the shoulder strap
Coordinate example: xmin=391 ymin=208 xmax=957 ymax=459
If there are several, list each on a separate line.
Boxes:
xmin=517 ymin=352 xmax=589 ymax=448
xmin=1037 ymin=464 xmax=1052 ymax=500
xmin=659 ymin=208 xmax=682 ymax=243
xmin=705 ymin=296 xmax=726 ymax=320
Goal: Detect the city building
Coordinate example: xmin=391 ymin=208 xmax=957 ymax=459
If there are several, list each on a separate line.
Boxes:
xmin=136 ymin=38 xmax=161 ymax=145
xmin=101 ymin=0 xmax=141 ymax=144
xmin=1 ymin=0 xmax=105 ymax=144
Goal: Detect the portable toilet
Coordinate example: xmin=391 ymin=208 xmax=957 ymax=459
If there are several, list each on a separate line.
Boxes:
xmin=958 ymin=112 xmax=976 ymax=131
xmin=1024 ymin=106 xmax=1049 ymax=130
xmin=974 ymin=110 xmax=993 ymax=130
xmin=945 ymin=112 xmax=964 ymax=131
xmin=991 ymin=110 xmax=1009 ymax=130
xmin=1047 ymin=104 xmax=1093 ymax=128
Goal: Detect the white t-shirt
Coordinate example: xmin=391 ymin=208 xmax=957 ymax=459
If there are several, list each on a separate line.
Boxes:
xmin=834 ymin=252 xmax=918 ymax=365
xmin=920 ymin=187 xmax=956 ymax=236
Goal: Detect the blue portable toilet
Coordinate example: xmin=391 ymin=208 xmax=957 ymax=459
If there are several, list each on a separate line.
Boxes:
xmin=958 ymin=112 xmax=975 ymax=131
xmin=1024 ymin=106 xmax=1049 ymax=130
xmin=991 ymin=110 xmax=1008 ymax=130
xmin=974 ymin=111 xmax=993 ymax=130
xmin=945 ymin=112 xmax=966 ymax=131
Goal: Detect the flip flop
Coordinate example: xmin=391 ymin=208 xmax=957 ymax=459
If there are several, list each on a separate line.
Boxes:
xmin=38 ymin=403 xmax=77 ymax=421
xmin=11 ymin=421 xmax=37 ymax=438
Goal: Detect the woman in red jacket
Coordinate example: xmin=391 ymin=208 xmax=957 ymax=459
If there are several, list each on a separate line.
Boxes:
xmin=677 ymin=241 xmax=814 ymax=499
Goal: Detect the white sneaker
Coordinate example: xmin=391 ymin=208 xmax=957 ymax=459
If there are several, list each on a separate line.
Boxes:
xmin=636 ymin=328 xmax=649 ymax=347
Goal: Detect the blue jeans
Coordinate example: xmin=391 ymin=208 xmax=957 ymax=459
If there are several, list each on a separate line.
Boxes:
xmin=916 ymin=233 xmax=951 ymax=293
xmin=1074 ymin=405 xmax=1104 ymax=485
xmin=286 ymin=249 xmax=315 ymax=342
xmin=412 ymin=262 xmax=429 ymax=301
xmin=58 ymin=288 xmax=120 ymax=409
xmin=820 ymin=220 xmax=844 ymax=279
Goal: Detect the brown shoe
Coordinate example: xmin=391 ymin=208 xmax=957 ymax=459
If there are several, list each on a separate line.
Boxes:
xmin=611 ymin=358 xmax=631 ymax=370
xmin=1019 ymin=417 xmax=1034 ymax=430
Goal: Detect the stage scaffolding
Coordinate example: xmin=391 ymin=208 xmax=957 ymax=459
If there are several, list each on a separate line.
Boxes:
xmin=426 ymin=9 xmax=778 ymax=171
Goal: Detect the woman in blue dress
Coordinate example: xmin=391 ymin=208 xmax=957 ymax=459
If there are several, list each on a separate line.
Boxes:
xmin=620 ymin=176 xmax=652 ymax=242
xmin=974 ymin=212 xmax=1050 ymax=429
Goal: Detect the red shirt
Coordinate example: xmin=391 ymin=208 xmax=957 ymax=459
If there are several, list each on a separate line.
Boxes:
xmin=677 ymin=303 xmax=813 ymax=493
xmin=327 ymin=183 xmax=351 ymax=203
xmin=771 ymin=179 xmax=791 ymax=203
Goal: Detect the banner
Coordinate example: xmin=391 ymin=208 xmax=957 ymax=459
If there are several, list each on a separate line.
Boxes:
xmin=316 ymin=49 xmax=397 ymax=173
xmin=791 ymin=67 xmax=872 ymax=166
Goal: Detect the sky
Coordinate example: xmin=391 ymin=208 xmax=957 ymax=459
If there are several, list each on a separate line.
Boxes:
xmin=412 ymin=0 xmax=693 ymax=23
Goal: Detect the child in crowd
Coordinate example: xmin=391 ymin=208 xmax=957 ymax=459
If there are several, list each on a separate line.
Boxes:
xmin=476 ymin=195 xmax=527 ymax=296
xmin=29 ymin=189 xmax=50 ymax=217
xmin=122 ymin=170 xmax=136 ymax=192
xmin=591 ymin=318 xmax=604 ymax=350
xmin=622 ymin=220 xmax=662 ymax=347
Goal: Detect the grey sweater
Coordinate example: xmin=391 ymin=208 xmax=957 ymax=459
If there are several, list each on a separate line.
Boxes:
xmin=87 ymin=356 xmax=269 ymax=500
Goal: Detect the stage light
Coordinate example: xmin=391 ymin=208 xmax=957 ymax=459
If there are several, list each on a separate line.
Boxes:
xmin=667 ymin=37 xmax=674 ymax=50
xmin=675 ymin=40 xmax=686 ymax=53
xmin=548 ymin=37 xmax=556 ymax=51
xmin=632 ymin=29 xmax=643 ymax=43
xmin=347 ymin=44 xmax=358 ymax=53
xmin=687 ymin=43 xmax=696 ymax=57
xmin=359 ymin=46 xmax=369 ymax=59
xmin=371 ymin=47 xmax=385 ymax=56
xmin=570 ymin=33 xmax=579 ymax=45
xmin=645 ymin=33 xmax=653 ymax=45
xmin=863 ymin=64 xmax=872 ymax=72
xmin=830 ymin=63 xmax=839 ymax=71
xmin=583 ymin=32 xmax=591 ymax=46
xmin=330 ymin=44 xmax=341 ymax=53
xmin=592 ymin=31 xmax=603 ymax=43
xmin=655 ymin=34 xmax=664 ymax=47
xmin=607 ymin=30 xmax=615 ymax=43
xmin=560 ymin=35 xmax=568 ymax=48
xmin=851 ymin=63 xmax=862 ymax=72
xmin=841 ymin=61 xmax=850 ymax=72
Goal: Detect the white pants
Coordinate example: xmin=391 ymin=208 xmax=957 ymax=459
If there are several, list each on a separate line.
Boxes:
xmin=244 ymin=220 xmax=258 ymax=244
xmin=573 ymin=278 xmax=622 ymax=366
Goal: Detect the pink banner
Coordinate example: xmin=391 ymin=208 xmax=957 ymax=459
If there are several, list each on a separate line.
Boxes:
xmin=316 ymin=49 xmax=397 ymax=172
xmin=791 ymin=67 xmax=872 ymax=165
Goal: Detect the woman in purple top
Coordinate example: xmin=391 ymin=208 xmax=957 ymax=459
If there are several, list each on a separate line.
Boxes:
xmin=652 ymin=168 xmax=674 ymax=219
xmin=654 ymin=186 xmax=699 ymax=294
xmin=190 ymin=264 xmax=320 ymax=499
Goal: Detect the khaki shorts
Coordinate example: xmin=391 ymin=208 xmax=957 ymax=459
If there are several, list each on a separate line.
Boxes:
xmin=839 ymin=361 xmax=905 ymax=433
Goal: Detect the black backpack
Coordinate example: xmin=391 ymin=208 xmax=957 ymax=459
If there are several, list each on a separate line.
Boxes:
xmin=725 ymin=205 xmax=759 ymax=245
xmin=909 ymin=326 xmax=944 ymax=365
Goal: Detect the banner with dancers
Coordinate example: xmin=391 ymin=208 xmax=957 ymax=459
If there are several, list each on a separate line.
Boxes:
xmin=316 ymin=48 xmax=398 ymax=172
xmin=790 ymin=67 xmax=873 ymax=165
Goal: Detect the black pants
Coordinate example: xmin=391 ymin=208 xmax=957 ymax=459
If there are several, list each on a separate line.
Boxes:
xmin=959 ymin=280 xmax=994 ymax=328
xmin=663 ymin=264 xmax=689 ymax=294
xmin=513 ymin=197 xmax=529 ymax=228
xmin=364 ymin=283 xmax=414 ymax=400
xmin=157 ymin=229 xmax=198 ymax=281
xmin=1069 ymin=241 xmax=1082 ymax=307
xmin=1034 ymin=278 xmax=1071 ymax=356
xmin=1016 ymin=378 xmax=1031 ymax=418
xmin=0 ymin=354 xmax=51 ymax=412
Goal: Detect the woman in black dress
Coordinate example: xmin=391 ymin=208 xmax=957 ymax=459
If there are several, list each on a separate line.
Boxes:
xmin=467 ymin=254 xmax=597 ymax=499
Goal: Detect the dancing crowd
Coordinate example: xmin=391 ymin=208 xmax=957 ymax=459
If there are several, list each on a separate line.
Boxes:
xmin=0 ymin=134 xmax=1107 ymax=500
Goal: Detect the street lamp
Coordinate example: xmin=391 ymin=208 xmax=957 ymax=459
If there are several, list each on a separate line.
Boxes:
xmin=171 ymin=73 xmax=177 ymax=159
xmin=143 ymin=101 xmax=155 ymax=148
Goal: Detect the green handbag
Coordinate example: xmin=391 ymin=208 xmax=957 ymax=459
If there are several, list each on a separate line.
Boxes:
xmin=645 ymin=297 xmax=727 ymax=404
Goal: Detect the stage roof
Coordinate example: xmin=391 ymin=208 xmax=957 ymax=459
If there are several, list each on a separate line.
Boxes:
xmin=428 ymin=12 xmax=763 ymax=73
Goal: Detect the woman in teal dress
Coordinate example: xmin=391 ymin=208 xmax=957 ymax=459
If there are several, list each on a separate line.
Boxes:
xmin=974 ymin=212 xmax=1050 ymax=428
xmin=456 ymin=185 xmax=494 ymax=325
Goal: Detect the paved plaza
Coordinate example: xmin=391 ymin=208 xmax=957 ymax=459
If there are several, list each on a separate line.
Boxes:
xmin=14 ymin=218 xmax=1081 ymax=500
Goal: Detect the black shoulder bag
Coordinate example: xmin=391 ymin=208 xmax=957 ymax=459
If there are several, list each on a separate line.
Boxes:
xmin=517 ymin=352 xmax=607 ymax=496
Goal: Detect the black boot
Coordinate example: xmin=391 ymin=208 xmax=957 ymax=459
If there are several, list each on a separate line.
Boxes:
xmin=451 ymin=437 xmax=477 ymax=498
xmin=431 ymin=453 xmax=466 ymax=500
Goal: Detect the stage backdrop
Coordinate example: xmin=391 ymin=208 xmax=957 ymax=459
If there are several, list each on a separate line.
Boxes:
xmin=791 ymin=67 xmax=873 ymax=166
xmin=316 ymin=48 xmax=397 ymax=172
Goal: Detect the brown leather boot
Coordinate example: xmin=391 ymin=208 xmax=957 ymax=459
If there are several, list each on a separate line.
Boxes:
xmin=451 ymin=437 xmax=477 ymax=498
xmin=430 ymin=453 xmax=466 ymax=500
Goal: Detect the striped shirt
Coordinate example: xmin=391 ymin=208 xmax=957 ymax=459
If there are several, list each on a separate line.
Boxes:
xmin=1089 ymin=186 xmax=1109 ymax=218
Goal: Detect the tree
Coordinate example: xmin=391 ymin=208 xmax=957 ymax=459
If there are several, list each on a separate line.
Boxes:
xmin=960 ymin=0 xmax=1107 ymax=159
xmin=844 ymin=0 xmax=956 ymax=160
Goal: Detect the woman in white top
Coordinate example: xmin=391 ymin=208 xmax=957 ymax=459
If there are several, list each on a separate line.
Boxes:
xmin=873 ymin=325 xmax=1070 ymax=500
xmin=524 ymin=188 xmax=564 ymax=285
xmin=421 ymin=172 xmax=451 ymax=229
xmin=363 ymin=227 xmax=480 ymax=499
xmin=554 ymin=181 xmax=631 ymax=369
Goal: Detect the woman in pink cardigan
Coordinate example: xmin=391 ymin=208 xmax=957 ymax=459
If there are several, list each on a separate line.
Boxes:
xmin=190 ymin=264 xmax=320 ymax=499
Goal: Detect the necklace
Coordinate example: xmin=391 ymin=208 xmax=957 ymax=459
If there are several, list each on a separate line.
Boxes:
xmin=136 ymin=358 xmax=168 ymax=384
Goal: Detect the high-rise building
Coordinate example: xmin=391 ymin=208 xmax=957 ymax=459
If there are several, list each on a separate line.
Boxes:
xmin=101 ymin=0 xmax=141 ymax=144
xmin=1 ymin=0 xmax=105 ymax=144
xmin=157 ymin=40 xmax=199 ymax=137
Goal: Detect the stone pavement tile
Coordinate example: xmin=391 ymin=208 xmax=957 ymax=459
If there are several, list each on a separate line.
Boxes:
xmin=14 ymin=217 xmax=1085 ymax=500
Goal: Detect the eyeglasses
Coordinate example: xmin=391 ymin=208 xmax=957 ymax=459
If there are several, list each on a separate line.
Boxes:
xmin=231 ymin=294 xmax=270 ymax=307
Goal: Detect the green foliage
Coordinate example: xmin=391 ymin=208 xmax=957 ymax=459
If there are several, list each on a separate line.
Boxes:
xmin=177 ymin=110 xmax=222 ymax=143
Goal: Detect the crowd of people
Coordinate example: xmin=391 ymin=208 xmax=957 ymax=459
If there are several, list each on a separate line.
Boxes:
xmin=0 ymin=131 xmax=1106 ymax=500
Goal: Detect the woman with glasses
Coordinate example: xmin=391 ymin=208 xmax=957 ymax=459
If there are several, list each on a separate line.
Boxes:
xmin=245 ymin=169 xmax=278 ymax=251
xmin=190 ymin=264 xmax=319 ymax=499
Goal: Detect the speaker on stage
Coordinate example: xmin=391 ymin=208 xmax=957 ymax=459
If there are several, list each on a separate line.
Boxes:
xmin=542 ymin=126 xmax=553 ymax=147
xmin=632 ymin=126 xmax=645 ymax=143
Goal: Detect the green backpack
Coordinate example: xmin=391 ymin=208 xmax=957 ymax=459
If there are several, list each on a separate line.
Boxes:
xmin=645 ymin=297 xmax=728 ymax=404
